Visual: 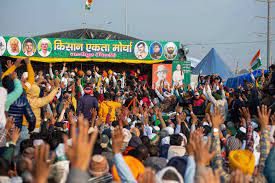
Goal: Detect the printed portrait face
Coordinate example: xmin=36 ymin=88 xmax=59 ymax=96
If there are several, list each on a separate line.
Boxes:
xmin=7 ymin=37 xmax=21 ymax=56
xmin=0 ymin=36 xmax=7 ymax=56
xmin=164 ymin=42 xmax=178 ymax=60
xmin=38 ymin=38 xmax=52 ymax=57
xmin=23 ymin=38 xmax=37 ymax=56
xmin=150 ymin=42 xmax=163 ymax=60
xmin=134 ymin=41 xmax=148 ymax=60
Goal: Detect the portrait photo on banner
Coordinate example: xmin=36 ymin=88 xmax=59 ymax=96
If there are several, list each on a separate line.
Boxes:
xmin=38 ymin=38 xmax=52 ymax=57
xmin=149 ymin=42 xmax=163 ymax=60
xmin=134 ymin=41 xmax=148 ymax=60
xmin=152 ymin=64 xmax=172 ymax=88
xmin=172 ymin=61 xmax=186 ymax=87
xmin=0 ymin=36 xmax=7 ymax=56
xmin=23 ymin=38 xmax=37 ymax=56
xmin=7 ymin=37 xmax=21 ymax=56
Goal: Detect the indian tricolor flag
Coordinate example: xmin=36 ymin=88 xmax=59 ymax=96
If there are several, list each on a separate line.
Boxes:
xmin=249 ymin=49 xmax=262 ymax=70
xmin=85 ymin=0 xmax=93 ymax=10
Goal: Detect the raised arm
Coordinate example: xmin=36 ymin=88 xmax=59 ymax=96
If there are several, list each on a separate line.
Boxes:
xmin=239 ymin=108 xmax=254 ymax=152
xmin=2 ymin=59 xmax=23 ymax=79
xmin=257 ymin=105 xmax=271 ymax=175
xmin=60 ymin=63 xmax=66 ymax=77
xmin=49 ymin=63 xmax=54 ymax=79
xmin=25 ymin=58 xmax=35 ymax=86
xmin=5 ymin=77 xmax=23 ymax=111
xmin=35 ymin=87 xmax=59 ymax=108
xmin=210 ymin=107 xmax=230 ymax=182
xmin=154 ymin=88 xmax=165 ymax=102
xmin=121 ymin=72 xmax=126 ymax=89
xmin=205 ymin=84 xmax=219 ymax=106
xmin=112 ymin=127 xmax=137 ymax=183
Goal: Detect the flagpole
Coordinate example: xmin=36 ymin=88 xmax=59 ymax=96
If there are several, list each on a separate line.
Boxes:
xmin=83 ymin=0 xmax=87 ymax=29
xmin=267 ymin=0 xmax=272 ymax=68
xmin=125 ymin=0 xmax=128 ymax=35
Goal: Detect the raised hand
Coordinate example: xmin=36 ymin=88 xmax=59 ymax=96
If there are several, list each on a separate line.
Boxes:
xmin=112 ymin=126 xmax=124 ymax=154
xmin=257 ymin=105 xmax=271 ymax=129
xmin=196 ymin=127 xmax=205 ymax=136
xmin=5 ymin=116 xmax=14 ymax=131
xmin=143 ymin=84 xmax=147 ymax=91
xmin=11 ymin=127 xmax=20 ymax=144
xmin=63 ymin=101 xmax=70 ymax=110
xmin=63 ymin=114 xmax=98 ymax=171
xmin=193 ymin=133 xmax=216 ymax=166
xmin=14 ymin=58 xmax=23 ymax=68
xmin=211 ymin=107 xmax=224 ymax=129
xmin=137 ymin=168 xmax=156 ymax=183
xmin=191 ymin=112 xmax=198 ymax=125
xmin=33 ymin=144 xmax=55 ymax=183
xmin=91 ymin=108 xmax=97 ymax=118
xmin=239 ymin=107 xmax=251 ymax=121
xmin=196 ymin=168 xmax=220 ymax=183
xmin=63 ymin=62 xmax=66 ymax=67
xmin=187 ymin=131 xmax=196 ymax=156
xmin=49 ymin=63 xmax=53 ymax=68
xmin=230 ymin=170 xmax=251 ymax=183
xmin=5 ymin=60 xmax=13 ymax=69
xmin=24 ymin=57 xmax=30 ymax=65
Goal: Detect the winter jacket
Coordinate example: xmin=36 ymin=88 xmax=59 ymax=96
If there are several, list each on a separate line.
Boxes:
xmin=77 ymin=95 xmax=98 ymax=120
xmin=27 ymin=84 xmax=58 ymax=129
xmin=8 ymin=95 xmax=36 ymax=132
xmin=0 ymin=87 xmax=7 ymax=128
xmin=98 ymin=100 xmax=121 ymax=122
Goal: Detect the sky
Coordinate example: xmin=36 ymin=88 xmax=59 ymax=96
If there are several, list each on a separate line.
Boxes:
xmin=0 ymin=0 xmax=274 ymax=71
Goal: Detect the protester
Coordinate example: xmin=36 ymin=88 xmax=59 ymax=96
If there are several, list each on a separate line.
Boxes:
xmin=0 ymin=60 xmax=274 ymax=183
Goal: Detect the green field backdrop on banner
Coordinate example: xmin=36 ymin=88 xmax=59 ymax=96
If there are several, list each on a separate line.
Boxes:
xmin=172 ymin=60 xmax=191 ymax=86
xmin=0 ymin=36 xmax=180 ymax=63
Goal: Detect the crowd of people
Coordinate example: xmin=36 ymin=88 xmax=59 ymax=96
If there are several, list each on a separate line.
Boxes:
xmin=0 ymin=58 xmax=274 ymax=183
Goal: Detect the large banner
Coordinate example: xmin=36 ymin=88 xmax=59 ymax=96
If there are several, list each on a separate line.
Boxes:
xmin=0 ymin=36 xmax=180 ymax=64
xmin=172 ymin=60 xmax=191 ymax=87
xmin=152 ymin=64 xmax=172 ymax=88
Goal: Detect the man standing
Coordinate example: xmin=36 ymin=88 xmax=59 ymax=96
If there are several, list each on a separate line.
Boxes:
xmin=77 ymin=87 xmax=98 ymax=121
xmin=98 ymin=92 xmax=121 ymax=123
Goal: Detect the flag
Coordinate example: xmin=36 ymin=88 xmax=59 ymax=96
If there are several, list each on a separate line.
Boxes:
xmin=85 ymin=0 xmax=93 ymax=10
xmin=249 ymin=49 xmax=262 ymax=70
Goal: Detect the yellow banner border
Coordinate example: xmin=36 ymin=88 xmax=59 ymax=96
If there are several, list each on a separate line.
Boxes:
xmin=10 ymin=56 xmax=165 ymax=64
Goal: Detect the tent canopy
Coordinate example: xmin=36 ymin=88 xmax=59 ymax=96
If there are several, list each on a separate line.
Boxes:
xmin=34 ymin=28 xmax=139 ymax=40
xmin=225 ymin=69 xmax=267 ymax=89
xmin=192 ymin=48 xmax=234 ymax=79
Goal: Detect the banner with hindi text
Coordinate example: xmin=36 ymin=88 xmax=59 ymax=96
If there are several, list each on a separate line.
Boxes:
xmin=0 ymin=36 xmax=180 ymax=64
